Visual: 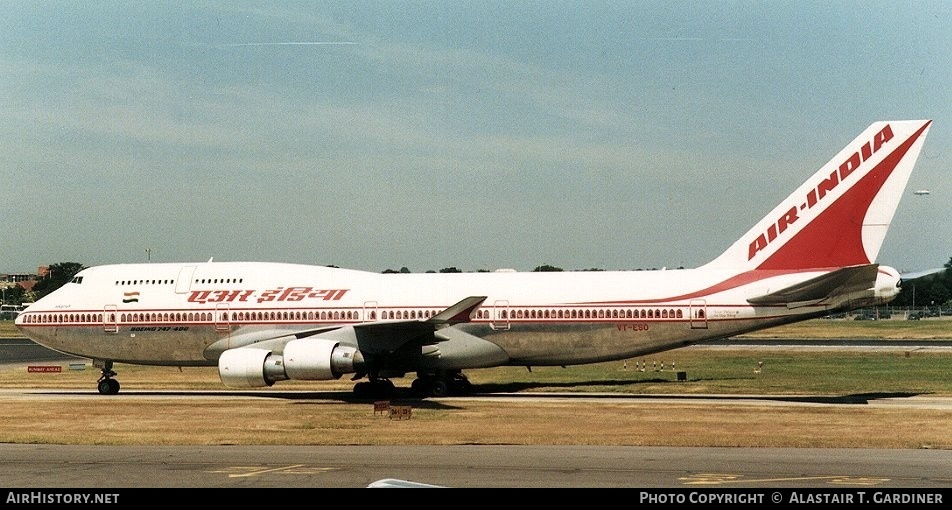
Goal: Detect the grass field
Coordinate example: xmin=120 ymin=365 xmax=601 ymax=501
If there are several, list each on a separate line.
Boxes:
xmin=1 ymin=318 xmax=950 ymax=448
xmin=733 ymin=316 xmax=952 ymax=339
xmin=1 ymin=352 xmax=950 ymax=448
xmin=3 ymin=347 xmax=951 ymax=395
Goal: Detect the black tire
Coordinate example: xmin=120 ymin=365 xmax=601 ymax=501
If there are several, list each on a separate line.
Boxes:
xmin=430 ymin=380 xmax=450 ymax=398
xmin=374 ymin=379 xmax=395 ymax=398
xmin=453 ymin=377 xmax=473 ymax=395
xmin=410 ymin=378 xmax=430 ymax=396
xmin=98 ymin=380 xmax=113 ymax=395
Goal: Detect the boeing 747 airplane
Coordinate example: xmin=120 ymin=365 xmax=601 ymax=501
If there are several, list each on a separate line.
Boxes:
xmin=16 ymin=120 xmax=933 ymax=397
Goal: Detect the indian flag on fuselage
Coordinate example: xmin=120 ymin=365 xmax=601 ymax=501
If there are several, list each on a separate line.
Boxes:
xmin=122 ymin=292 xmax=140 ymax=303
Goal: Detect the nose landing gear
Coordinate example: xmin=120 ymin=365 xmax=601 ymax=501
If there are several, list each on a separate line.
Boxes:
xmin=95 ymin=360 xmax=120 ymax=395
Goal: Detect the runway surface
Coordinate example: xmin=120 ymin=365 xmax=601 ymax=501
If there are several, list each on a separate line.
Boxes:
xmin=1 ymin=337 xmax=951 ymax=489
xmin=0 ymin=443 xmax=950 ymax=489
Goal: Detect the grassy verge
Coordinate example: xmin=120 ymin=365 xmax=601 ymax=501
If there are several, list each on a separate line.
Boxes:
xmin=1 ymin=395 xmax=948 ymax=449
xmin=1 ymin=320 xmax=22 ymax=337
xmin=734 ymin=317 xmax=952 ymax=339
xmin=3 ymin=347 xmax=950 ymax=395
xmin=0 ymin=347 xmax=950 ymax=448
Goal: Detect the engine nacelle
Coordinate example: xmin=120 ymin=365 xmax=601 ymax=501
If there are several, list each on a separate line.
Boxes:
xmin=284 ymin=338 xmax=361 ymax=380
xmin=218 ymin=339 xmax=363 ymax=388
xmin=218 ymin=347 xmax=279 ymax=388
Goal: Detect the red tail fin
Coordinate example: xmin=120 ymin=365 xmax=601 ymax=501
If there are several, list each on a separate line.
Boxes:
xmin=702 ymin=120 xmax=932 ymax=271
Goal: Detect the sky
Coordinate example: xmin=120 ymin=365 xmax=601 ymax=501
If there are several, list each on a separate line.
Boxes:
xmin=1 ymin=1 xmax=949 ymax=274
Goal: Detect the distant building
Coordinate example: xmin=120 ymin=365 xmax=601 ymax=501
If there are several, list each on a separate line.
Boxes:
xmin=1 ymin=272 xmax=38 ymax=284
xmin=1 ymin=265 xmax=45 ymax=297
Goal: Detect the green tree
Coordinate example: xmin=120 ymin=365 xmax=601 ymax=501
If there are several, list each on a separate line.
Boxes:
xmin=29 ymin=262 xmax=86 ymax=301
xmin=939 ymin=258 xmax=952 ymax=290
xmin=532 ymin=264 xmax=563 ymax=272
xmin=1 ymin=285 xmax=26 ymax=305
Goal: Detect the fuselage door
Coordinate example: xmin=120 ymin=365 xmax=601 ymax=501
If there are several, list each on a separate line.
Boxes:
xmin=175 ymin=266 xmax=196 ymax=294
xmin=491 ymin=300 xmax=510 ymax=330
xmin=215 ymin=303 xmax=230 ymax=333
xmin=104 ymin=304 xmax=118 ymax=333
xmin=363 ymin=301 xmax=378 ymax=322
xmin=689 ymin=299 xmax=708 ymax=329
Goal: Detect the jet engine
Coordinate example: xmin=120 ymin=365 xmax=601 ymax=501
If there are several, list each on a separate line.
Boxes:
xmin=218 ymin=339 xmax=363 ymax=388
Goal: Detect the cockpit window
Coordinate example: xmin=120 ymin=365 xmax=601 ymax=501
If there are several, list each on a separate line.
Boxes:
xmin=71 ymin=276 xmax=84 ymax=284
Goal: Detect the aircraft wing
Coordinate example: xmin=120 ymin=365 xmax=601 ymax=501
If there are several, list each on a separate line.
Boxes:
xmin=349 ymin=296 xmax=487 ymax=353
xmin=427 ymin=295 xmax=488 ymax=325
xmin=747 ymin=264 xmax=881 ymax=308
xmin=206 ymin=296 xmax=488 ymax=358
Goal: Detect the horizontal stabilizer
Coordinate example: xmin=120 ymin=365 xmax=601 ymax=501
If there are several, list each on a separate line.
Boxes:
xmin=901 ymin=267 xmax=946 ymax=280
xmin=747 ymin=264 xmax=880 ymax=308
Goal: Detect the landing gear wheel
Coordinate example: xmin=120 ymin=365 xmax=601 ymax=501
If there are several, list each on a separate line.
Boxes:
xmin=97 ymin=365 xmax=120 ymax=395
xmin=353 ymin=381 xmax=371 ymax=399
xmin=451 ymin=374 xmax=473 ymax=395
xmin=97 ymin=377 xmax=120 ymax=395
xmin=412 ymin=371 xmax=472 ymax=397
xmin=430 ymin=380 xmax=450 ymax=398
xmin=375 ymin=379 xmax=395 ymax=396
xmin=353 ymin=379 xmax=396 ymax=399
xmin=410 ymin=378 xmax=430 ymax=396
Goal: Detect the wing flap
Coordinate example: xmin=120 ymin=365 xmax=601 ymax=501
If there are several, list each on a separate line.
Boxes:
xmin=747 ymin=264 xmax=880 ymax=308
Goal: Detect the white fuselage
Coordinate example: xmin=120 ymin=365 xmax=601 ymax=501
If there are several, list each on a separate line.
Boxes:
xmin=15 ymin=261 xmax=899 ymax=369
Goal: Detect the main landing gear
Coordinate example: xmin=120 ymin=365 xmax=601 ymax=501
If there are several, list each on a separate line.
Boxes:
xmin=350 ymin=370 xmax=474 ymax=399
xmin=96 ymin=360 xmax=120 ymax=395
xmin=410 ymin=370 xmax=473 ymax=398
xmin=352 ymin=378 xmax=396 ymax=399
